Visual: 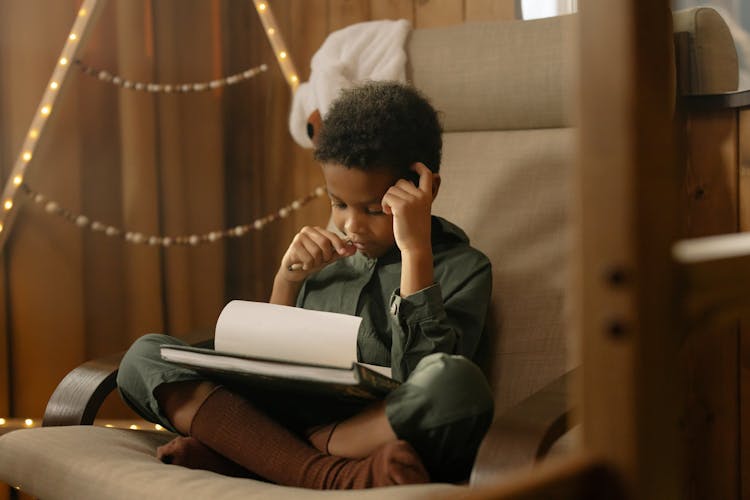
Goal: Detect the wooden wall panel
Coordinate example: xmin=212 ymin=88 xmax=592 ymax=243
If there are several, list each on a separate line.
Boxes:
xmin=465 ymin=0 xmax=515 ymax=21
xmin=739 ymin=108 xmax=750 ymax=500
xmin=678 ymin=110 xmax=740 ymax=499
xmin=683 ymin=113 xmax=739 ymax=236
xmin=329 ymin=0 xmax=371 ymax=31
xmin=414 ymin=0 xmax=465 ymax=28
xmin=370 ymin=0 xmax=415 ymax=22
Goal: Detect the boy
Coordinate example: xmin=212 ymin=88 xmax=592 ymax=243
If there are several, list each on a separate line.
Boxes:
xmin=117 ymin=81 xmax=494 ymax=489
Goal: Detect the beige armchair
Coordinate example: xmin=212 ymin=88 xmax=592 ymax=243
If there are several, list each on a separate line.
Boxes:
xmin=0 ymin=8 xmax=738 ymax=499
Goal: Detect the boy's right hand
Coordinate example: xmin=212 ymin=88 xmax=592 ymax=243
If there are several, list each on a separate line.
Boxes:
xmin=277 ymin=226 xmax=355 ymax=282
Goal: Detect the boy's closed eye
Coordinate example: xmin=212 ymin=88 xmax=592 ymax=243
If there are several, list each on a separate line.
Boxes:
xmin=330 ymin=200 xmax=385 ymax=216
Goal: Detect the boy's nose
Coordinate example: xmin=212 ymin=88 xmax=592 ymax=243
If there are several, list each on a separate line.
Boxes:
xmin=344 ymin=213 xmax=365 ymax=235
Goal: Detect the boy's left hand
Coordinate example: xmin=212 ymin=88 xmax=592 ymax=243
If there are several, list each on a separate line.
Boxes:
xmin=382 ymin=162 xmax=435 ymax=256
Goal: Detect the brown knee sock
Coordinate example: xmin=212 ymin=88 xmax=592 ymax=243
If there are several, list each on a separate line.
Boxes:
xmin=189 ymin=387 xmax=429 ymax=489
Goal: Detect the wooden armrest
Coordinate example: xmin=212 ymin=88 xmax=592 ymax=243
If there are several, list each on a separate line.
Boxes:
xmin=43 ymin=335 xmax=213 ymax=427
xmin=470 ymin=370 xmax=573 ymax=487
xmin=43 ymin=352 xmax=124 ymax=427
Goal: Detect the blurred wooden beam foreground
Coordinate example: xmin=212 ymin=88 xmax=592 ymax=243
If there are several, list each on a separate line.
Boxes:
xmin=574 ymin=0 xmax=682 ymax=497
xmin=465 ymin=0 xmax=682 ymax=497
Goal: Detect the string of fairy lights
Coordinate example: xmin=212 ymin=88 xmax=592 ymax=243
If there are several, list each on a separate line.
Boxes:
xmin=0 ymin=0 xmax=303 ymax=249
xmin=74 ymin=59 xmax=269 ymax=93
xmin=21 ymin=182 xmax=326 ymax=247
xmin=0 ymin=0 xmax=307 ymax=425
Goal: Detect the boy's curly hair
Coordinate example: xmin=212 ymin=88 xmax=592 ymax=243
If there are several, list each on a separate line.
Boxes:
xmin=313 ymin=81 xmax=442 ymax=175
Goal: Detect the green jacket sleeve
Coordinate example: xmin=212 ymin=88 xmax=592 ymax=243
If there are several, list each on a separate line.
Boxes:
xmin=387 ymin=256 xmax=492 ymax=381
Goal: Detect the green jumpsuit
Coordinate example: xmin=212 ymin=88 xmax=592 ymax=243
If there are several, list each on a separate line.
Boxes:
xmin=117 ymin=216 xmax=494 ymax=482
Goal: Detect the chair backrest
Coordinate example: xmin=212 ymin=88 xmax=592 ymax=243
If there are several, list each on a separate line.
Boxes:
xmin=407 ymin=7 xmax=738 ymax=413
xmin=408 ymin=15 xmax=576 ymax=413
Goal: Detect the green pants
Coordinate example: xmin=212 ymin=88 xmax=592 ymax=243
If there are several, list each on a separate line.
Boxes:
xmin=117 ymin=333 xmax=494 ymax=482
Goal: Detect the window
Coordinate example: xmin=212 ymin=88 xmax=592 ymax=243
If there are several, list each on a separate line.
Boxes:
xmin=520 ymin=0 xmax=577 ymax=20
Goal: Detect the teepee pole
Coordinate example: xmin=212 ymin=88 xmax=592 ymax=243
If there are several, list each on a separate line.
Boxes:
xmin=0 ymin=0 xmax=108 ymax=250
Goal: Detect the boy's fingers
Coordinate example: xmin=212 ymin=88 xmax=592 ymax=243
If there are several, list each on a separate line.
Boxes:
xmin=289 ymin=240 xmax=314 ymax=270
xmin=411 ymin=162 xmax=433 ymax=193
xmin=382 ymin=190 xmax=408 ymax=215
xmin=301 ymin=228 xmax=335 ymax=262
xmin=316 ymin=227 xmax=354 ymax=255
xmin=394 ymin=179 xmax=420 ymax=195
xmin=298 ymin=235 xmax=323 ymax=268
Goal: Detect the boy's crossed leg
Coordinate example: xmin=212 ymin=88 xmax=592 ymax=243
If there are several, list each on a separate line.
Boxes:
xmin=153 ymin=380 xmax=428 ymax=489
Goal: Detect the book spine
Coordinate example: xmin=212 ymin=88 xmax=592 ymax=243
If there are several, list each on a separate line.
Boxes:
xmin=355 ymin=365 xmax=400 ymax=394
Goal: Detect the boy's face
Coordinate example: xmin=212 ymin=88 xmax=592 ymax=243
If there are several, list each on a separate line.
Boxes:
xmin=321 ymin=163 xmax=398 ymax=259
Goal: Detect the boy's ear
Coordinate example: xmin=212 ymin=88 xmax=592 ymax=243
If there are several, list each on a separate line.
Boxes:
xmin=431 ymin=173 xmax=441 ymax=201
xmin=306 ymin=109 xmax=322 ymax=145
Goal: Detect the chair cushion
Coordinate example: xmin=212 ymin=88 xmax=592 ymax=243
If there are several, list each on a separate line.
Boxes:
xmin=0 ymin=426 xmax=461 ymax=499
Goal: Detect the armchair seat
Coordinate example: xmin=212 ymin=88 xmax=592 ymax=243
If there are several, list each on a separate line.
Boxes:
xmin=0 ymin=425 xmax=460 ymax=499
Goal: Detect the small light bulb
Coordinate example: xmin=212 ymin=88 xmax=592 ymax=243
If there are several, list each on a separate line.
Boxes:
xmin=267 ymin=28 xmax=275 ymax=35
xmin=290 ymin=75 xmax=299 ymax=83
xmin=59 ymin=57 xmax=68 ymax=66
xmin=154 ymin=424 xmax=163 ymax=431
xmin=4 ymin=200 xmax=13 ymax=211
xmin=41 ymin=106 xmax=51 ymax=116
xmin=129 ymin=424 xmax=139 ymax=430
xmin=13 ymin=176 xmax=22 ymax=186
xmin=24 ymin=419 xmax=33 ymax=427
xmin=105 ymin=424 xmax=114 ymax=428
xmin=258 ymin=3 xmax=267 ymax=11
xmin=29 ymin=129 xmax=39 ymax=139
xmin=22 ymin=151 xmax=32 ymax=162
xmin=69 ymin=33 xmax=78 ymax=41
xmin=0 ymin=224 xmax=4 ymax=233
xmin=0 ymin=418 xmax=5 ymax=425
xmin=50 ymin=81 xmax=59 ymax=90
xmin=78 ymin=8 xmax=87 ymax=16
xmin=279 ymin=51 xmax=287 ymax=59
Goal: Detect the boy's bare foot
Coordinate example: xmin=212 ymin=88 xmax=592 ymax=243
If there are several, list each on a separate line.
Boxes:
xmin=369 ymin=440 xmax=430 ymax=486
xmin=157 ymin=436 xmax=257 ymax=479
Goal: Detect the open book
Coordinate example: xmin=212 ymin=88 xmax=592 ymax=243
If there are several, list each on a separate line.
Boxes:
xmin=160 ymin=301 xmax=398 ymax=401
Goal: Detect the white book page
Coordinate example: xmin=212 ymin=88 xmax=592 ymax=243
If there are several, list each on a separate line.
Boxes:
xmin=161 ymin=347 xmax=358 ymax=385
xmin=214 ymin=301 xmax=362 ymax=369
xmin=359 ymin=363 xmax=392 ymax=378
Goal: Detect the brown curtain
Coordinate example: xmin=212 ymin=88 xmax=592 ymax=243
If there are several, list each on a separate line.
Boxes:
xmin=0 ymin=0 xmax=515 ymax=424
xmin=0 ymin=0 xmax=232 ymax=419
